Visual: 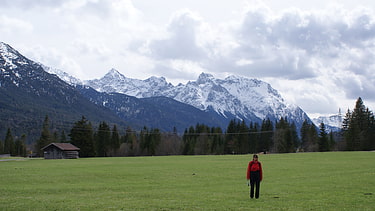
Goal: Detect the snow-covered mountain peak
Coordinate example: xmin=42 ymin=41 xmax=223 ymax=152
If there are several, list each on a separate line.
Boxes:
xmin=0 ymin=42 xmax=14 ymax=56
xmin=197 ymin=72 xmax=215 ymax=84
xmin=104 ymin=68 xmax=125 ymax=80
xmin=0 ymin=42 xmax=10 ymax=53
xmin=145 ymin=76 xmax=170 ymax=87
xmin=101 ymin=68 xmax=128 ymax=82
xmin=0 ymin=42 xmax=28 ymax=70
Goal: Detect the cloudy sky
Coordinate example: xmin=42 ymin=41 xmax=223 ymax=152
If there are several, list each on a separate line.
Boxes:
xmin=1 ymin=0 xmax=375 ymax=118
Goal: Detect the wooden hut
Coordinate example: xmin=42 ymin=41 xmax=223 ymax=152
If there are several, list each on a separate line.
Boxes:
xmin=42 ymin=143 xmax=80 ymax=159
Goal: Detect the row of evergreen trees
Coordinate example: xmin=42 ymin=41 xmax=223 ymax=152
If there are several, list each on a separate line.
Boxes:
xmin=30 ymin=116 xmax=334 ymax=157
xmin=1 ymin=97 xmax=374 ymax=157
xmin=0 ymin=128 xmax=27 ymax=157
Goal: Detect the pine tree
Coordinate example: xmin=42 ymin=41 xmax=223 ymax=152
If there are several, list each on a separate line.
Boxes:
xmin=122 ymin=126 xmax=139 ymax=156
xmin=4 ymin=128 xmax=14 ymax=155
xmin=150 ymin=128 xmax=161 ymax=155
xmin=318 ymin=123 xmax=329 ymax=151
xmin=182 ymin=126 xmax=196 ymax=155
xmin=14 ymin=134 xmax=27 ymax=157
xmin=52 ymin=131 xmax=59 ymax=143
xmin=140 ymin=127 xmax=161 ymax=156
xmin=259 ymin=119 xmax=273 ymax=153
xmin=238 ymin=120 xmax=249 ymax=154
xmin=342 ymin=109 xmax=351 ymax=132
xmin=0 ymin=137 xmax=3 ymax=154
xmin=362 ymin=108 xmax=375 ymax=150
xmin=210 ymin=127 xmax=224 ymax=154
xmin=273 ymin=117 xmax=289 ymax=153
xmin=290 ymin=122 xmax=299 ymax=152
xmin=328 ymin=131 xmax=335 ymax=151
xmin=96 ymin=121 xmax=111 ymax=157
xmin=249 ymin=122 xmax=258 ymax=153
xmin=273 ymin=117 xmax=297 ymax=153
xmin=69 ymin=116 xmax=95 ymax=157
xmin=60 ymin=130 xmax=68 ymax=143
xmin=194 ymin=124 xmax=210 ymax=155
xmin=109 ymin=125 xmax=120 ymax=156
xmin=344 ymin=97 xmax=375 ymax=151
xmin=300 ymin=120 xmax=318 ymax=152
xmin=309 ymin=124 xmax=319 ymax=151
xmin=35 ymin=115 xmax=52 ymax=156
xmin=225 ymin=119 xmax=240 ymax=154
xmin=301 ymin=120 xmax=310 ymax=151
xmin=351 ymin=97 xmax=366 ymax=150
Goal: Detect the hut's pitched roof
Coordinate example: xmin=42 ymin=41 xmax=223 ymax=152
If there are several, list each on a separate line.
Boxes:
xmin=42 ymin=143 xmax=80 ymax=151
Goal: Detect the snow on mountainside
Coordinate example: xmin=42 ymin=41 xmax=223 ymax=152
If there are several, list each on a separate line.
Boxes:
xmin=42 ymin=65 xmax=83 ymax=86
xmin=83 ymin=69 xmax=309 ymax=125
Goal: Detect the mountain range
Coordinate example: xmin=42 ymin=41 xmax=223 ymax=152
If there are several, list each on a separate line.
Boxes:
xmin=79 ymin=69 xmax=311 ymax=128
xmin=1 ymin=41 xmax=315 ymax=143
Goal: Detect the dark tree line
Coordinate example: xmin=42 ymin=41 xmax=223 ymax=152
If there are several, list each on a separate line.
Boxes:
xmin=0 ymin=115 xmax=339 ymax=157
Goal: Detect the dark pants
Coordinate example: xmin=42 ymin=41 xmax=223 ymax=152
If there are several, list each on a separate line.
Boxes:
xmin=250 ymin=171 xmax=260 ymax=198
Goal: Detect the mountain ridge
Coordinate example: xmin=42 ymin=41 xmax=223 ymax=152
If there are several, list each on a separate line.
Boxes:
xmin=80 ymin=68 xmax=311 ymax=129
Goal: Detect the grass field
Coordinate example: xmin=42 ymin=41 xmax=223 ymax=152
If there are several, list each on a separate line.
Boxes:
xmin=0 ymin=152 xmax=374 ymax=210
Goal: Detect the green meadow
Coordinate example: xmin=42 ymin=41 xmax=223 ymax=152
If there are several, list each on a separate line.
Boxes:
xmin=0 ymin=152 xmax=374 ymax=210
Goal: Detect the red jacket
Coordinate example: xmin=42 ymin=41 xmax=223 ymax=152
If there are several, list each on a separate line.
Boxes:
xmin=246 ymin=160 xmax=263 ymax=181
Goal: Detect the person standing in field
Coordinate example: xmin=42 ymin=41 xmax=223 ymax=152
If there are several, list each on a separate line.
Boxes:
xmin=246 ymin=154 xmax=263 ymax=199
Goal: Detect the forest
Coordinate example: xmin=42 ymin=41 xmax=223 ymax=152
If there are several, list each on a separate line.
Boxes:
xmin=1 ymin=97 xmax=374 ymax=157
